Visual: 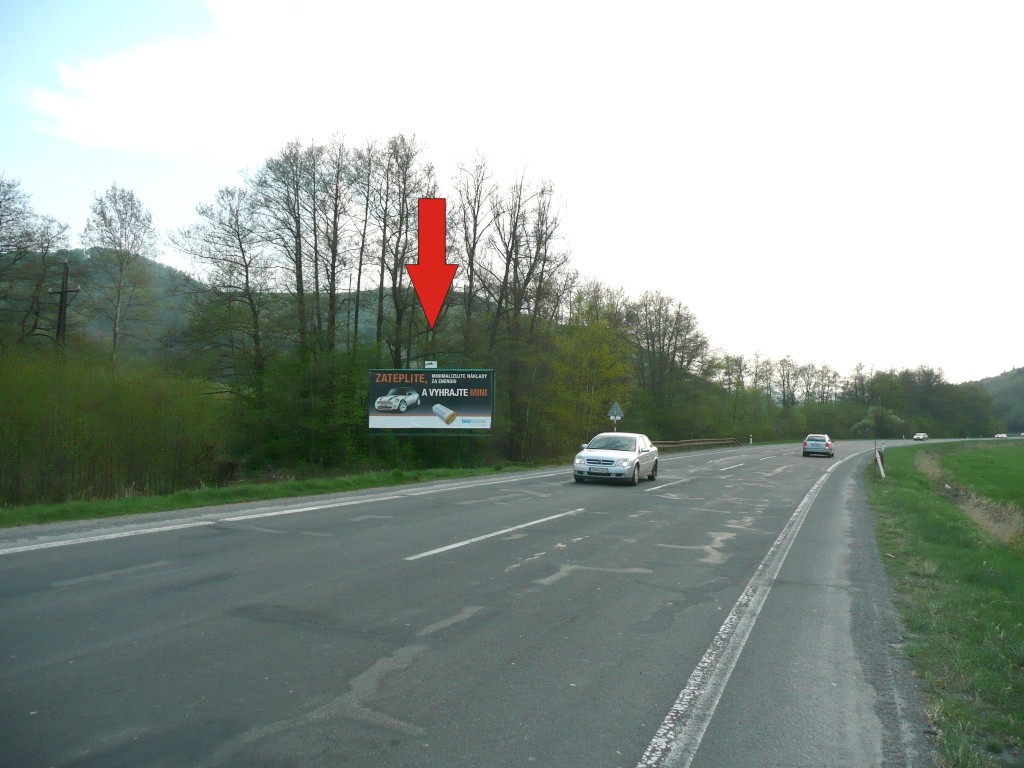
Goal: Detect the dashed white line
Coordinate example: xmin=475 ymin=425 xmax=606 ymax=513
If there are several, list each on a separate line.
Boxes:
xmin=404 ymin=508 xmax=585 ymax=561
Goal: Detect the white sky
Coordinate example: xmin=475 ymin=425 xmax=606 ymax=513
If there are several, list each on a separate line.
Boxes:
xmin=2 ymin=0 xmax=1021 ymax=383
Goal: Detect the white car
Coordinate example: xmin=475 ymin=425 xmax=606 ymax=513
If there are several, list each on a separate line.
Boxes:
xmin=994 ymin=433 xmax=1008 ymax=439
xmin=913 ymin=433 xmax=928 ymax=441
xmin=374 ymin=387 xmax=420 ymax=413
xmin=573 ymin=432 xmax=658 ymax=485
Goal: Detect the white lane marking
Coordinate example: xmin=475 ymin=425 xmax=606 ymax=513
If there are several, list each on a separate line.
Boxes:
xmin=637 ymin=455 xmax=857 ymax=768
xmin=718 ymin=463 xmax=745 ymax=471
xmin=221 ymin=496 xmax=404 ymax=522
xmin=349 ymin=515 xmax=394 ymax=522
xmin=1 ymin=474 xmax=579 ymax=557
xmin=644 ymin=477 xmax=694 ymax=492
xmin=0 ymin=521 xmax=216 ymax=556
xmin=456 ymin=493 xmax=522 ymax=506
xmin=399 ymin=471 xmax=565 ymax=496
xmin=403 ymin=509 xmax=585 ymax=561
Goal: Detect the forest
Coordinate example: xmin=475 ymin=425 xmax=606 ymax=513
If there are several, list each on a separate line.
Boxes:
xmin=0 ymin=136 xmax=1012 ymax=506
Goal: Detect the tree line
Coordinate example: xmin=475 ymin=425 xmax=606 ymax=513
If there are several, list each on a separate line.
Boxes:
xmin=0 ymin=143 xmax=999 ymax=505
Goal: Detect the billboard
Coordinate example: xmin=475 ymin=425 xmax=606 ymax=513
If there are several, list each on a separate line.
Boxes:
xmin=368 ymin=369 xmax=494 ymax=429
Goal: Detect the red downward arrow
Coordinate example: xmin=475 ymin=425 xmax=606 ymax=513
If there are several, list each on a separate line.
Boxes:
xmin=408 ymin=197 xmax=457 ymax=329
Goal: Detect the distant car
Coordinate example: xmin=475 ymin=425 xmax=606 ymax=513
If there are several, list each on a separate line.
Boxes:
xmin=913 ymin=433 xmax=928 ymax=441
xmin=802 ymin=434 xmax=834 ymax=458
xmin=374 ymin=387 xmax=420 ymax=412
xmin=994 ymin=433 xmax=1007 ymax=439
xmin=573 ymin=432 xmax=658 ymax=485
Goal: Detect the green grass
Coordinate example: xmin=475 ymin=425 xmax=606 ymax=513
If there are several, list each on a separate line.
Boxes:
xmin=867 ymin=443 xmax=1024 ymax=767
xmin=0 ymin=465 xmax=531 ymax=528
xmin=941 ymin=441 xmax=1024 ymax=508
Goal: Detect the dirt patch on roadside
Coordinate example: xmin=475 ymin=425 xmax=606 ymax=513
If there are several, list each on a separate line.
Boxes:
xmin=914 ymin=451 xmax=1024 ymax=550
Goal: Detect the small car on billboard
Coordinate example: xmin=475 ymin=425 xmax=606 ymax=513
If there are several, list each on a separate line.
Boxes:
xmin=374 ymin=387 xmax=420 ymax=413
xmin=573 ymin=432 xmax=658 ymax=485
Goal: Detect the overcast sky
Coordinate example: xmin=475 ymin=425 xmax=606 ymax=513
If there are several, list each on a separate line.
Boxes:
xmin=2 ymin=0 xmax=1021 ymax=384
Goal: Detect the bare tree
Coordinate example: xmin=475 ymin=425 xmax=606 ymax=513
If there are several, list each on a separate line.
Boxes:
xmin=0 ymin=176 xmax=37 ymax=289
xmin=253 ymin=141 xmax=311 ymax=352
xmin=371 ymin=134 xmax=434 ymax=366
xmin=484 ymin=175 xmax=530 ymax=349
xmin=453 ymin=154 xmax=493 ymax=344
xmin=172 ymin=187 xmax=272 ymax=403
xmin=81 ymin=184 xmax=157 ymax=360
xmin=346 ymin=140 xmax=378 ymax=353
xmin=313 ymin=136 xmax=353 ymax=351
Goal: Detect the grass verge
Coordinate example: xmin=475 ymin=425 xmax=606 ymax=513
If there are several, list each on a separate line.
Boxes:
xmin=867 ymin=442 xmax=1024 ymax=767
xmin=0 ymin=465 xmax=533 ymax=529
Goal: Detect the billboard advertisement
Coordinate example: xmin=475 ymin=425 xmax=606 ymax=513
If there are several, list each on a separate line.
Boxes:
xmin=368 ymin=369 xmax=494 ymax=429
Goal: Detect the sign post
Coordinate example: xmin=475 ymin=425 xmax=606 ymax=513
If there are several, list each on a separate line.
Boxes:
xmin=608 ymin=402 xmax=624 ymax=431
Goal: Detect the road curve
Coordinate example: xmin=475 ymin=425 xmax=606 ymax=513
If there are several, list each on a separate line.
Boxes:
xmin=0 ymin=440 xmax=936 ymax=767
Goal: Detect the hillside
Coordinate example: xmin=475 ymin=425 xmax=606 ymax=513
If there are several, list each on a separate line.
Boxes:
xmin=979 ymin=367 xmax=1024 ymax=433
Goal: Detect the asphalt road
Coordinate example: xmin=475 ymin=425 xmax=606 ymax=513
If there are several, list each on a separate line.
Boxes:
xmin=0 ymin=440 xmax=937 ymax=767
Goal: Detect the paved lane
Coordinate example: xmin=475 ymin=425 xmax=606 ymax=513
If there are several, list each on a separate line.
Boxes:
xmin=0 ymin=441 xmax=935 ymax=767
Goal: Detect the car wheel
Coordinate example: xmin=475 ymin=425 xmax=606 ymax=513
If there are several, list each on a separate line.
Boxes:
xmin=398 ymin=400 xmax=408 ymax=413
xmin=630 ymin=464 xmax=640 ymax=486
xmin=574 ymin=476 xmax=585 ymax=483
xmin=648 ymin=460 xmax=658 ymax=481
xmin=802 ymin=451 xmax=809 ymax=457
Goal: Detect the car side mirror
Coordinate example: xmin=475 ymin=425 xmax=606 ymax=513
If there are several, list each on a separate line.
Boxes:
xmin=580 ymin=443 xmax=588 ymax=450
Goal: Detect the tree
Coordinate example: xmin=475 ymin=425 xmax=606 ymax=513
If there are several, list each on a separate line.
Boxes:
xmin=453 ymin=154 xmax=493 ymax=348
xmin=172 ymin=186 xmax=273 ymax=405
xmin=253 ymin=142 xmax=312 ymax=353
xmin=81 ymin=184 xmax=157 ymax=360
xmin=371 ymin=134 xmax=435 ymax=367
xmin=0 ymin=175 xmax=36 ymax=287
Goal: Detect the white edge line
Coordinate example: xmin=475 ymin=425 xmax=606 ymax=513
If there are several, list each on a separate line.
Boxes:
xmin=404 ymin=508 xmax=584 ymax=561
xmin=0 ymin=521 xmax=217 ymax=556
xmin=0 ymin=471 xmax=574 ymax=556
xmin=220 ymin=496 xmax=404 ymax=522
xmin=718 ymin=463 xmax=745 ymax=471
xmin=637 ymin=454 xmax=859 ymax=768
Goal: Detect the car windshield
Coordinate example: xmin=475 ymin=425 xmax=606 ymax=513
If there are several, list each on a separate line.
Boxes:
xmin=588 ymin=435 xmax=636 ymax=452
xmin=807 ymin=435 xmax=826 ymax=441
xmin=386 ymin=389 xmax=404 ymax=395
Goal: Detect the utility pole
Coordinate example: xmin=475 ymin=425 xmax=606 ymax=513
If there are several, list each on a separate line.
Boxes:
xmin=52 ymin=260 xmax=80 ymax=348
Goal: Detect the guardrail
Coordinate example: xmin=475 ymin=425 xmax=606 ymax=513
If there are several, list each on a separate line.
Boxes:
xmin=653 ymin=438 xmax=741 ymax=452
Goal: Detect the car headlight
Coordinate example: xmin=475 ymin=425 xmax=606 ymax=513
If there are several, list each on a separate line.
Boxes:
xmin=615 ymin=458 xmax=630 ymax=467
xmin=574 ymin=455 xmax=585 ymax=465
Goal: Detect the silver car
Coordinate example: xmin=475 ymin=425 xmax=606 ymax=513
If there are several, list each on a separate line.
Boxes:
xmin=802 ymin=433 xmax=834 ymax=458
xmin=573 ymin=432 xmax=659 ymax=485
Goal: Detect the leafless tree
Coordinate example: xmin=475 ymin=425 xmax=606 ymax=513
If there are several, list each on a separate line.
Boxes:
xmin=346 ymin=140 xmax=378 ymax=353
xmin=172 ymin=187 xmax=272 ymax=403
xmin=453 ymin=154 xmax=493 ymax=344
xmin=253 ymin=141 xmax=311 ymax=352
xmin=313 ymin=136 xmax=355 ymax=351
xmin=81 ymin=184 xmax=157 ymax=360
xmin=371 ymin=134 xmax=435 ymax=366
xmin=0 ymin=176 xmax=37 ymax=290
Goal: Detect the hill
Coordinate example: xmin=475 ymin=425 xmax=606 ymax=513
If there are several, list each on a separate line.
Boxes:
xmin=979 ymin=367 xmax=1024 ymax=433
